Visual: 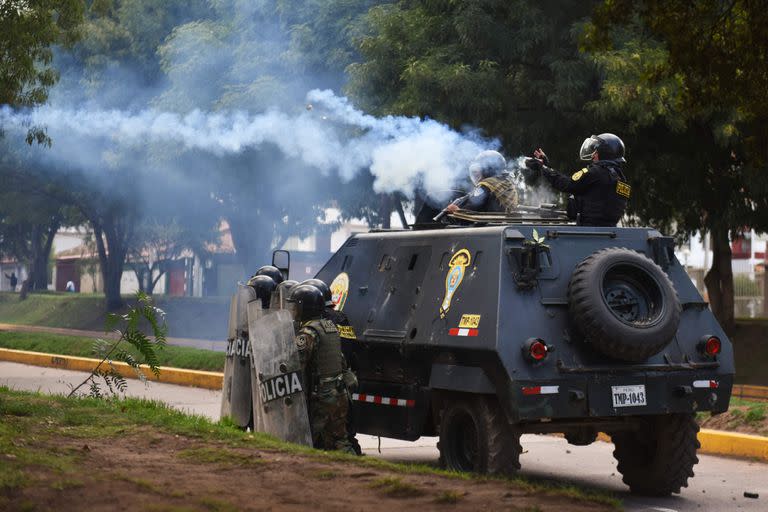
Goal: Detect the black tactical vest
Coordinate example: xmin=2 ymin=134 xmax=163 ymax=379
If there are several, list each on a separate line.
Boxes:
xmin=577 ymin=161 xmax=629 ymax=226
xmin=303 ymin=319 xmax=343 ymax=379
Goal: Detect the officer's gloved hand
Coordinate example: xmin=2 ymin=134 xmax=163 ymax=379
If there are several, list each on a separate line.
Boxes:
xmin=522 ymin=157 xmax=543 ymax=184
xmin=533 ymin=148 xmax=549 ymax=166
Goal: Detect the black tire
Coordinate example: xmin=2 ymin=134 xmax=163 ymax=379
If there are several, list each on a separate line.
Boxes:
xmin=438 ymin=396 xmax=521 ymax=475
xmin=568 ymin=247 xmax=681 ymax=362
xmin=612 ymin=414 xmax=700 ymax=496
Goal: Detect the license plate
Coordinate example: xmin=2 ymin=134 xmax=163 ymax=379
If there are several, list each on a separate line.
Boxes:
xmin=611 ymin=385 xmax=647 ymax=408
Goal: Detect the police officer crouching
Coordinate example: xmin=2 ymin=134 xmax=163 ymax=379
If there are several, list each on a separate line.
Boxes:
xmin=524 ymin=133 xmax=630 ymax=227
xmin=287 ymin=284 xmax=357 ymax=454
xmin=444 ymin=150 xmax=518 ymax=215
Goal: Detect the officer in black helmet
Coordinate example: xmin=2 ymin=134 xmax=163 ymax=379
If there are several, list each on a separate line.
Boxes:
xmin=246 ymin=275 xmax=277 ymax=308
xmin=251 ymin=265 xmax=284 ymax=285
xmin=524 ymin=133 xmax=630 ymax=227
xmin=443 ymin=150 xmax=518 ymax=215
xmin=288 ymin=284 xmax=356 ymax=454
xmin=300 ymin=278 xmax=350 ymax=328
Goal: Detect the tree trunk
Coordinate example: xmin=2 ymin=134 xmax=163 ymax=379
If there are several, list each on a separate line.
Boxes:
xmin=32 ymin=215 xmax=61 ymax=291
xmin=93 ymin=216 xmax=129 ymax=311
xmin=704 ymin=226 xmax=735 ymax=332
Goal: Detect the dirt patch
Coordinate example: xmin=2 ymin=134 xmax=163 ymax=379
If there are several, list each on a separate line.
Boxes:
xmin=3 ymin=430 xmax=614 ymax=512
xmin=699 ymin=401 xmax=768 ymax=437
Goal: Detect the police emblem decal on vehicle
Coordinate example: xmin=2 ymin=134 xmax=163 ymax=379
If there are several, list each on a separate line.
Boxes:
xmin=330 ymin=272 xmax=349 ymax=311
xmin=440 ymin=249 xmax=471 ymax=318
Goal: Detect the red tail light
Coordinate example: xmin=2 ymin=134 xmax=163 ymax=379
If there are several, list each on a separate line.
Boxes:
xmin=698 ymin=335 xmax=721 ymax=357
xmin=523 ymin=338 xmax=548 ymax=361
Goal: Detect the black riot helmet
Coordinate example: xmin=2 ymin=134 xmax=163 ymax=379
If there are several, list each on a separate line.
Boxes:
xmin=246 ymin=275 xmax=277 ymax=308
xmin=300 ymin=278 xmax=333 ymax=307
xmin=270 ymin=279 xmax=298 ymax=309
xmin=469 ymin=150 xmax=507 ymax=185
xmin=287 ymin=284 xmax=325 ymax=322
xmin=252 ymin=265 xmax=284 ymax=284
xmin=579 ymin=133 xmax=626 ymax=163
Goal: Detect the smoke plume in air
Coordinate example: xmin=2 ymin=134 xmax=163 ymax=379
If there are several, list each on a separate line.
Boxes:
xmin=0 ymin=89 xmax=497 ymax=201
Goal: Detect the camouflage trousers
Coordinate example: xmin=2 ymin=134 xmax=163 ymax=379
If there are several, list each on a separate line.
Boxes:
xmin=309 ymin=382 xmax=356 ymax=454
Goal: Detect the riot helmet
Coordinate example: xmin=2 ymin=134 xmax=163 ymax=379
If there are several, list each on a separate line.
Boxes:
xmin=469 ymin=150 xmax=507 ymax=185
xmin=252 ymin=265 xmax=284 ymax=284
xmin=245 ymin=275 xmax=277 ymax=308
xmin=579 ymin=133 xmax=626 ymax=162
xmin=287 ymin=284 xmax=325 ymax=322
xmin=300 ymin=278 xmax=333 ymax=307
xmin=270 ymin=279 xmax=298 ymax=309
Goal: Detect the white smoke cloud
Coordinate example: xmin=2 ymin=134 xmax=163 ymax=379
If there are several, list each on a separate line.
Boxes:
xmin=0 ymin=89 xmax=498 ymax=202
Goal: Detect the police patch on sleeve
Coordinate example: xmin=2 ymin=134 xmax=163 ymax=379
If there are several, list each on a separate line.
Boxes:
xmin=571 ymin=168 xmax=589 ymax=181
xmin=296 ymin=333 xmax=310 ymax=350
xmin=616 ymin=181 xmax=631 ymax=198
xmin=472 ymin=187 xmax=484 ymax=197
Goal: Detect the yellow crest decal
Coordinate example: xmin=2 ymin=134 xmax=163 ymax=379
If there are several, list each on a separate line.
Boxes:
xmin=571 ymin=168 xmax=588 ymax=181
xmin=440 ymin=249 xmax=471 ymax=318
xmin=338 ymin=325 xmax=357 ymax=340
xmin=330 ymin=272 xmax=349 ymax=311
xmin=616 ymin=181 xmax=631 ymax=198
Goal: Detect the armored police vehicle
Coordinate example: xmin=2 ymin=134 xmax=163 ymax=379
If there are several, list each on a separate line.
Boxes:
xmin=312 ymin=207 xmax=733 ymax=496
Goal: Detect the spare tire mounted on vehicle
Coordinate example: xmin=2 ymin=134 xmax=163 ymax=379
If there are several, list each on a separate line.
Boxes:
xmin=568 ymin=247 xmax=681 ymax=362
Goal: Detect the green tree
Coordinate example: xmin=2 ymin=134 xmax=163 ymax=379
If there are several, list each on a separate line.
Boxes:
xmin=156 ymin=0 xmax=381 ymax=272
xmin=347 ymin=0 xmax=603 ymax=162
xmin=582 ymin=0 xmax=768 ymax=330
xmin=49 ymin=0 xmax=212 ymax=309
xmin=0 ymin=0 xmax=83 ymax=110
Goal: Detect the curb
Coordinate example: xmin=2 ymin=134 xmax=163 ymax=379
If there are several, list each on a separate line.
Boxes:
xmin=0 ymin=348 xmax=223 ymax=390
xmin=698 ymin=429 xmax=768 ymax=461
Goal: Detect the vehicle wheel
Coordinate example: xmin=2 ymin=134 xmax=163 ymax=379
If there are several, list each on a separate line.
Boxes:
xmin=611 ymin=414 xmax=700 ymax=496
xmin=438 ymin=396 xmax=521 ymax=475
xmin=568 ymin=247 xmax=681 ymax=362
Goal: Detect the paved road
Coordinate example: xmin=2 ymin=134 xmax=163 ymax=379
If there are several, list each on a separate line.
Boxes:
xmin=0 ymin=322 xmax=227 ymax=351
xmin=1 ymin=361 xmax=765 ymax=512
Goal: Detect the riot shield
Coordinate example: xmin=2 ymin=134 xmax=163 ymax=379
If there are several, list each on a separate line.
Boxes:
xmin=247 ymin=306 xmax=312 ymax=446
xmin=220 ymin=293 xmax=238 ymax=420
xmin=220 ymin=284 xmax=257 ymax=428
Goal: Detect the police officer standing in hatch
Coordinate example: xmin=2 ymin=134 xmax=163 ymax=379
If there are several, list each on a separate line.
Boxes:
xmin=443 ymin=150 xmax=518 ymax=215
xmin=524 ymin=133 xmax=630 ymax=227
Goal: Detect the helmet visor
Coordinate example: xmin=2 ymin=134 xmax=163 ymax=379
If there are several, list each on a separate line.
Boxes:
xmin=579 ymin=136 xmax=599 ymax=161
xmin=469 ymin=163 xmax=483 ymax=185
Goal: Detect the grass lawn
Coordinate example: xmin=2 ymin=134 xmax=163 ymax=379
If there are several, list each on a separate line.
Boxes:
xmin=0 ymin=387 xmax=620 ymax=511
xmin=0 ymin=292 xmax=229 ymax=340
xmin=0 ymin=331 xmax=225 ymax=372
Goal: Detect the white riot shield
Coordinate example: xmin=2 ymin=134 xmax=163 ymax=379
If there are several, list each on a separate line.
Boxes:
xmin=220 ymin=284 xmax=256 ymax=428
xmin=247 ymin=306 xmax=312 ymax=446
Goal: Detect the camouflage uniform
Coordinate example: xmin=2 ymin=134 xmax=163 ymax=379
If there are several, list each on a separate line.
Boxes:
xmin=296 ymin=318 xmax=356 ymax=454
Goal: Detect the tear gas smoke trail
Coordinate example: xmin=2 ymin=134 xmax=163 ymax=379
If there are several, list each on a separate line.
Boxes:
xmin=0 ymin=90 xmax=498 ymax=201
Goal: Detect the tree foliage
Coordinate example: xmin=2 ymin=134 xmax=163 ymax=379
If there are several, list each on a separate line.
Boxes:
xmin=347 ymin=0 xmax=603 ymax=162
xmin=581 ymin=0 xmax=768 ymax=329
xmin=0 ymin=0 xmax=83 ymax=108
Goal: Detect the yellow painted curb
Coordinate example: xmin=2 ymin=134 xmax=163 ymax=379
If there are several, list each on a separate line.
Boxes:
xmin=698 ymin=429 xmax=768 ymax=461
xmin=0 ymin=348 xmax=223 ymax=390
